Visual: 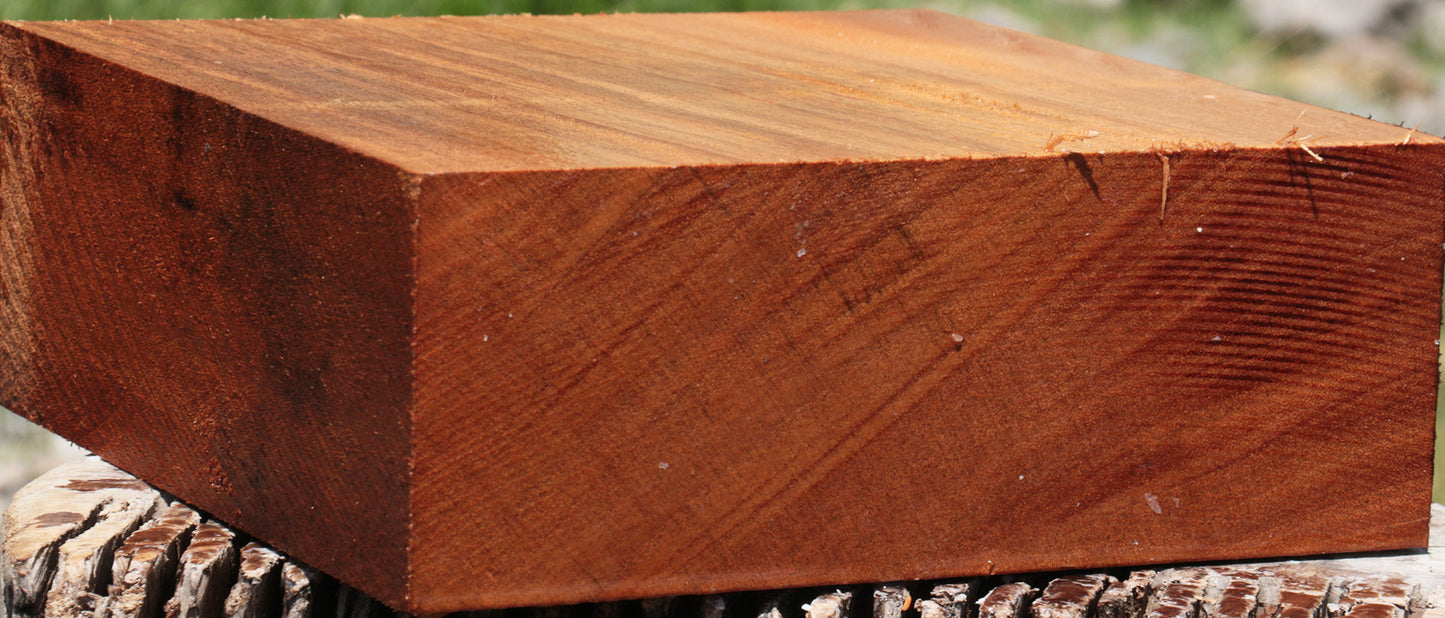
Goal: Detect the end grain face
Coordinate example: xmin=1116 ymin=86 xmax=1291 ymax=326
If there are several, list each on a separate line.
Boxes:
xmin=0 ymin=22 xmax=413 ymax=608
xmin=0 ymin=10 xmax=1442 ymax=614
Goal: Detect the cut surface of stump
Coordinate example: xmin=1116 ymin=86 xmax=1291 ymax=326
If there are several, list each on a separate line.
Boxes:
xmin=221 ymin=543 xmax=281 ymax=618
xmin=164 ymin=522 xmax=237 ymax=618
xmin=978 ymin=583 xmax=1036 ymax=618
xmin=1097 ymin=572 xmax=1155 ymax=618
xmin=46 ymin=491 xmax=166 ymax=618
xmin=1 ymin=458 xmax=159 ymax=618
xmin=1032 ymin=575 xmax=1115 ymax=618
xmin=107 ymin=503 xmax=201 ymax=618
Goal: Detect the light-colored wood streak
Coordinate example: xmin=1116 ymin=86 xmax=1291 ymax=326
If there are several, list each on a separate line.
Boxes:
xmin=12 ymin=11 xmax=1436 ymax=174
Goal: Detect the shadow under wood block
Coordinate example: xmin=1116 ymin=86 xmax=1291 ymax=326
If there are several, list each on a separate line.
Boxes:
xmin=0 ymin=8 xmax=1440 ymax=615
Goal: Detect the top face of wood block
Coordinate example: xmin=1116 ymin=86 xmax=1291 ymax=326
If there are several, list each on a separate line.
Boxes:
xmin=8 ymin=10 xmax=1431 ymax=174
xmin=2 ymin=9 xmax=1443 ymax=615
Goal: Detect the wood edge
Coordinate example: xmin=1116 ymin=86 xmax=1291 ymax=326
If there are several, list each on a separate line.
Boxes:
xmin=404 ymin=138 xmax=1445 ymax=180
xmin=0 ymin=25 xmax=421 ymax=608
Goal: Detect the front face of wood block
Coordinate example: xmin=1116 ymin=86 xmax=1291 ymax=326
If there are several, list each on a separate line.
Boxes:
xmin=0 ymin=10 xmax=1442 ymax=614
xmin=0 ymin=27 xmax=414 ymax=607
xmin=412 ymin=151 xmax=1443 ymax=610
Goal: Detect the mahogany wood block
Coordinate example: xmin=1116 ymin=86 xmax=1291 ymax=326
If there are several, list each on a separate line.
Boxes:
xmin=0 ymin=9 xmax=1441 ymax=614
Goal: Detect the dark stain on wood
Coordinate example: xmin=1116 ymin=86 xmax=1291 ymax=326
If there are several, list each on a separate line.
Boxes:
xmin=33 ymin=511 xmax=85 ymax=528
xmin=61 ymin=479 xmax=149 ymax=492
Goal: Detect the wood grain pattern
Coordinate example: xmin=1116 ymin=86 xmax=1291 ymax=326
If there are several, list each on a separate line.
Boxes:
xmin=5 ymin=459 xmax=1445 ymax=618
xmin=0 ymin=9 xmax=1441 ymax=614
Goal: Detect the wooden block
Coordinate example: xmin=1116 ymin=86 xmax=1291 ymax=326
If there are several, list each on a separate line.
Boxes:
xmin=0 ymin=9 xmax=1441 ymax=614
xmin=6 ymin=460 xmax=1445 ymax=618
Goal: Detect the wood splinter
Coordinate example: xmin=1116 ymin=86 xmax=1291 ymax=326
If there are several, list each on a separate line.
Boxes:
xmin=1277 ymin=112 xmax=1325 ymax=162
xmin=1402 ymin=123 xmax=1421 ymax=146
xmin=1157 ymin=153 xmax=1170 ymax=224
xmin=1044 ymin=130 xmax=1100 ymax=152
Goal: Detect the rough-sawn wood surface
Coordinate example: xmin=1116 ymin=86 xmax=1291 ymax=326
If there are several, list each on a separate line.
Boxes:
xmin=3 ymin=458 xmax=1441 ymax=618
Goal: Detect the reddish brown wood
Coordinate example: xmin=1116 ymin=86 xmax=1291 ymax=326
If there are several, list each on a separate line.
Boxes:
xmin=6 ymin=459 xmax=1445 ymax=618
xmin=0 ymin=9 xmax=1441 ymax=614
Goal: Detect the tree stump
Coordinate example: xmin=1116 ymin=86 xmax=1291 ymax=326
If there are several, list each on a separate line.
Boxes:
xmin=2 ymin=458 xmax=1440 ymax=618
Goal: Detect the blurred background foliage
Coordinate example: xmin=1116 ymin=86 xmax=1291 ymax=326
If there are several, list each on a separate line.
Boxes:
xmin=1 ymin=0 xmax=1443 ymax=507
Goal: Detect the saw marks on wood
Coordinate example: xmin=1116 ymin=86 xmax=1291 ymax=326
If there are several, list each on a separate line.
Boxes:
xmin=2 ymin=10 xmax=1443 ymax=611
xmin=3 ymin=459 xmax=1445 ymax=618
xmin=8 ymin=11 xmax=1434 ymax=174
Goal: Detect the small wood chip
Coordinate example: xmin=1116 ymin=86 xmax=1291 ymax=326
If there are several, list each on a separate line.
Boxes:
xmin=1147 ymin=570 xmax=1210 ymax=618
xmin=802 ymin=592 xmax=851 ymax=618
xmin=280 ymin=561 xmax=331 ymax=618
xmin=221 ymin=543 xmax=281 ymax=618
xmin=873 ymin=586 xmax=911 ymax=618
xmin=916 ymin=583 xmax=973 ymax=618
xmin=163 ymin=522 xmax=237 ymax=618
xmin=1099 ymin=572 xmax=1156 ymax=618
xmin=1034 ymin=575 xmax=1116 ymax=618
xmin=107 ymin=503 xmax=201 ymax=618
xmin=1201 ymin=570 xmax=1261 ymax=618
xmin=1336 ymin=576 xmax=1414 ymax=618
xmin=1269 ymin=572 xmax=1332 ymax=618
xmin=978 ymin=583 xmax=1035 ymax=618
